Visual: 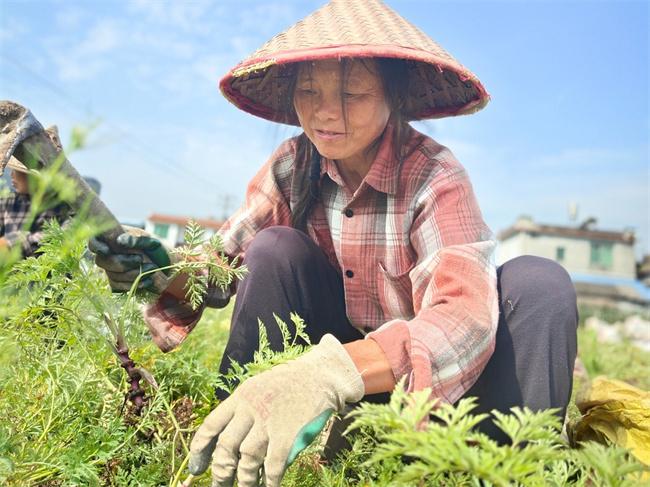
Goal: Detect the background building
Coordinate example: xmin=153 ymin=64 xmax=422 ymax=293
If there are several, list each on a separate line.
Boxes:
xmin=144 ymin=213 xmax=224 ymax=248
xmin=497 ymin=216 xmax=649 ymax=313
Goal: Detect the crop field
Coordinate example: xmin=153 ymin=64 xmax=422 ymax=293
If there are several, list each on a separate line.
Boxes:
xmin=1 ymin=216 xmax=649 ymax=486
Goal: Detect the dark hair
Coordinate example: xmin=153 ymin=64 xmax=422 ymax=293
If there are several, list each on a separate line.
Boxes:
xmin=289 ymin=57 xmax=412 ymax=232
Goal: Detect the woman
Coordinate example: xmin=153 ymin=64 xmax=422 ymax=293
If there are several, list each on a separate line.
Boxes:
xmin=92 ymin=1 xmax=578 ymax=486
xmin=0 ymin=157 xmax=69 ymax=258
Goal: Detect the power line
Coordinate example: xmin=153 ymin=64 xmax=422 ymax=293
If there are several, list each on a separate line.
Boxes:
xmin=0 ymin=51 xmax=222 ymax=193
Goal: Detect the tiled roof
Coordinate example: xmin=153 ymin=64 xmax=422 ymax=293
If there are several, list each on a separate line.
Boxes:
xmin=147 ymin=213 xmax=224 ymax=231
xmin=498 ymin=222 xmax=635 ymax=244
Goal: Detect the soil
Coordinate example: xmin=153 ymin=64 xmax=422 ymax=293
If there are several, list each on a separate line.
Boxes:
xmin=98 ymin=458 xmax=122 ymax=486
xmin=172 ymin=396 xmax=194 ymax=429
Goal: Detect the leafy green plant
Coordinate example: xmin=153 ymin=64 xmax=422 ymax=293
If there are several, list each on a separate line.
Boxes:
xmin=169 ymin=221 xmax=246 ymax=311
xmin=214 ymin=312 xmax=311 ymax=396
xmin=184 ymin=320 xmax=650 ymax=487
xmin=2 ymin=127 xmax=649 ymax=486
xmin=578 ymin=327 xmax=650 ymax=390
xmin=308 ymin=383 xmax=646 ymax=487
xmin=0 ymin=130 xmax=242 ymax=485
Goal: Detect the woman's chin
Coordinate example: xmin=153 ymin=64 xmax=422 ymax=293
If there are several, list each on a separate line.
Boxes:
xmin=311 ymin=143 xmax=346 ymax=161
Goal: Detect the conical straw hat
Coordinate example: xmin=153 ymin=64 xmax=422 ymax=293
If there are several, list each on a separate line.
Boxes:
xmin=220 ymin=0 xmax=489 ymax=125
xmin=6 ymin=156 xmax=31 ymax=174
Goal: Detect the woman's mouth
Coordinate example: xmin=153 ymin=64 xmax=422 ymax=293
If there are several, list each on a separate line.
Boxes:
xmin=314 ymin=129 xmax=345 ymax=141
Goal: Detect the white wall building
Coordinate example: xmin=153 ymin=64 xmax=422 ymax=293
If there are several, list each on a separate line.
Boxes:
xmin=497 ymin=216 xmax=648 ymax=312
xmin=497 ymin=216 xmax=637 ymax=279
xmin=144 ymin=213 xmax=224 ymax=248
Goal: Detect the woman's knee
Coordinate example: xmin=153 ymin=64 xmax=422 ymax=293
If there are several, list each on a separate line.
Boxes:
xmin=498 ymin=256 xmax=578 ymax=339
xmin=496 ymin=256 xmax=578 ymax=416
xmin=245 ymin=226 xmax=315 ymax=271
xmin=499 ymin=255 xmax=576 ymax=311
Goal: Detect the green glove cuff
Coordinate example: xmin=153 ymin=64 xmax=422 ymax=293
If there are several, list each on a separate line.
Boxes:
xmin=144 ymin=245 xmax=171 ymax=270
xmin=287 ymin=408 xmax=334 ymax=466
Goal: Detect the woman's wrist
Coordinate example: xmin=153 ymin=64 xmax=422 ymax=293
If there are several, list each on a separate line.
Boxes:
xmin=343 ymin=338 xmax=396 ymax=395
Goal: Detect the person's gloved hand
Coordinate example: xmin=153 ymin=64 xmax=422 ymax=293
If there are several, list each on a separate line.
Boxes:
xmin=88 ymin=226 xmax=173 ymax=292
xmin=188 ymin=334 xmax=364 ymax=487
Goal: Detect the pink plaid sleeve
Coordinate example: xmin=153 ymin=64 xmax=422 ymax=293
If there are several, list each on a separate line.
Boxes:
xmin=142 ymin=140 xmax=296 ymax=351
xmin=368 ymin=164 xmax=499 ymax=403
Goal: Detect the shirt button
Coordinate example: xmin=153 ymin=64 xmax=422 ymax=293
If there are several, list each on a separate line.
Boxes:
xmin=345 ymin=269 xmax=354 ymax=278
xmin=344 ymin=208 xmax=354 ymax=218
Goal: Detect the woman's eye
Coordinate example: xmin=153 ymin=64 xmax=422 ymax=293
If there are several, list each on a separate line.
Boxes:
xmin=297 ymin=88 xmax=316 ymax=95
xmin=343 ymin=92 xmax=362 ymax=99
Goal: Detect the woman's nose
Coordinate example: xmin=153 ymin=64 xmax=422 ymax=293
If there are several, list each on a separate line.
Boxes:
xmin=314 ymin=91 xmax=342 ymax=120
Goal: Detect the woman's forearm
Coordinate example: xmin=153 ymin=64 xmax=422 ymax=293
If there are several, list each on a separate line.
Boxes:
xmin=343 ymin=339 xmax=396 ymax=395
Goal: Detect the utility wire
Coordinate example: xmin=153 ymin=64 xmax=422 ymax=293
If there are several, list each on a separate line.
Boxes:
xmin=0 ymin=51 xmax=222 ymax=194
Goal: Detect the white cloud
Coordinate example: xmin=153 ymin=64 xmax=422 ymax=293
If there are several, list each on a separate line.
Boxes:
xmin=192 ymin=54 xmax=232 ymax=85
xmin=82 ymin=20 xmax=121 ymax=54
xmin=0 ymin=19 xmax=27 ymax=43
xmin=471 ymin=143 xmax=648 ymax=255
xmin=157 ymin=69 xmax=199 ymax=98
xmin=230 ymin=35 xmax=259 ymax=59
xmin=55 ymin=8 xmax=85 ymax=29
xmin=527 ymin=146 xmax=645 ymax=170
xmin=50 ymin=19 xmax=122 ymax=82
xmin=126 ymin=0 xmax=218 ymax=35
xmin=237 ymin=2 xmax=297 ymax=35
xmin=130 ymin=30 xmax=196 ymax=58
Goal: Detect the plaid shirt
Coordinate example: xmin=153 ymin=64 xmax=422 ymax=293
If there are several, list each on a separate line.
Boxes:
xmin=145 ymin=125 xmax=498 ymax=402
xmin=0 ymin=192 xmax=69 ymax=258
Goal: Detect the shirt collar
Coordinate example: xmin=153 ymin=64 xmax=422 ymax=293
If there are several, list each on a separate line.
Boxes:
xmin=363 ymin=123 xmax=400 ymax=195
xmin=319 ymin=123 xmax=402 ymax=195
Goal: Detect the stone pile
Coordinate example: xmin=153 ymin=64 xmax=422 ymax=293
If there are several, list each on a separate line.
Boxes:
xmin=585 ymin=315 xmax=650 ymax=352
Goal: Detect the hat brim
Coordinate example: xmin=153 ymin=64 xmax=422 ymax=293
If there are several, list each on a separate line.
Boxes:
xmin=220 ymin=45 xmax=489 ymax=126
xmin=5 ymin=156 xmax=32 ymax=174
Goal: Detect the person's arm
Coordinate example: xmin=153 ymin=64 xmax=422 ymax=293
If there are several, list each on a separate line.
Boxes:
xmin=344 ymin=339 xmax=395 ymax=394
xmin=366 ymin=153 xmax=499 ymax=403
xmin=2 ymin=202 xmax=69 ymax=258
xmin=142 ymin=139 xmax=297 ymax=351
xmin=24 ymin=203 xmax=70 ymax=257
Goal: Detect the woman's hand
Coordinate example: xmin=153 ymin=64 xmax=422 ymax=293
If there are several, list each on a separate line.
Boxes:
xmin=88 ymin=226 xmax=172 ymax=292
xmin=188 ymin=334 xmax=364 ymax=487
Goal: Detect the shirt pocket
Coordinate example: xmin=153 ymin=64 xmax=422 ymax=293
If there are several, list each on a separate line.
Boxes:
xmin=377 ymin=261 xmax=415 ymax=320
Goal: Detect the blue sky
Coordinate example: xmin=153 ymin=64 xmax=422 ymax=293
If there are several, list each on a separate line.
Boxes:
xmin=1 ymin=0 xmax=648 ymax=256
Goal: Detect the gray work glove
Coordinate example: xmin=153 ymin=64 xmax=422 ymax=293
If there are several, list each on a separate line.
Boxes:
xmin=88 ymin=226 xmax=173 ymax=292
xmin=188 ymin=334 xmax=364 ymax=487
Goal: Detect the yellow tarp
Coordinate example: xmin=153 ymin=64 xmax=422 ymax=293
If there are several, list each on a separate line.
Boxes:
xmin=570 ymin=376 xmax=650 ymax=467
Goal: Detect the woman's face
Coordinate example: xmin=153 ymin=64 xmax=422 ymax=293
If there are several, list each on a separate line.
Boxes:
xmin=11 ymin=170 xmax=29 ymax=194
xmin=293 ymin=59 xmax=391 ymax=170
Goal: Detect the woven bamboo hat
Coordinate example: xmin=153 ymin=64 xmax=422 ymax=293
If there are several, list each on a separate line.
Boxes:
xmin=6 ymin=156 xmax=31 ymax=174
xmin=220 ymin=0 xmax=489 ymax=126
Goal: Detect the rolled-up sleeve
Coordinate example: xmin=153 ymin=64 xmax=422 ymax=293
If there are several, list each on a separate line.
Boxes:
xmin=142 ymin=139 xmax=296 ymax=351
xmin=368 ymin=164 xmax=499 ymax=403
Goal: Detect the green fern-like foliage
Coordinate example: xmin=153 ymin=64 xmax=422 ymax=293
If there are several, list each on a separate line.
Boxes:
xmin=2 ymin=130 xmax=648 ymax=487
xmin=169 ymin=219 xmax=247 ymax=310
xmin=333 ymin=380 xmax=647 ymax=487
xmin=215 ymin=313 xmax=312 ymax=396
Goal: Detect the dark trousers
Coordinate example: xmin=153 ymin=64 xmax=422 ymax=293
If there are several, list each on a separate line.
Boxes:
xmin=217 ymin=227 xmax=578 ymax=443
